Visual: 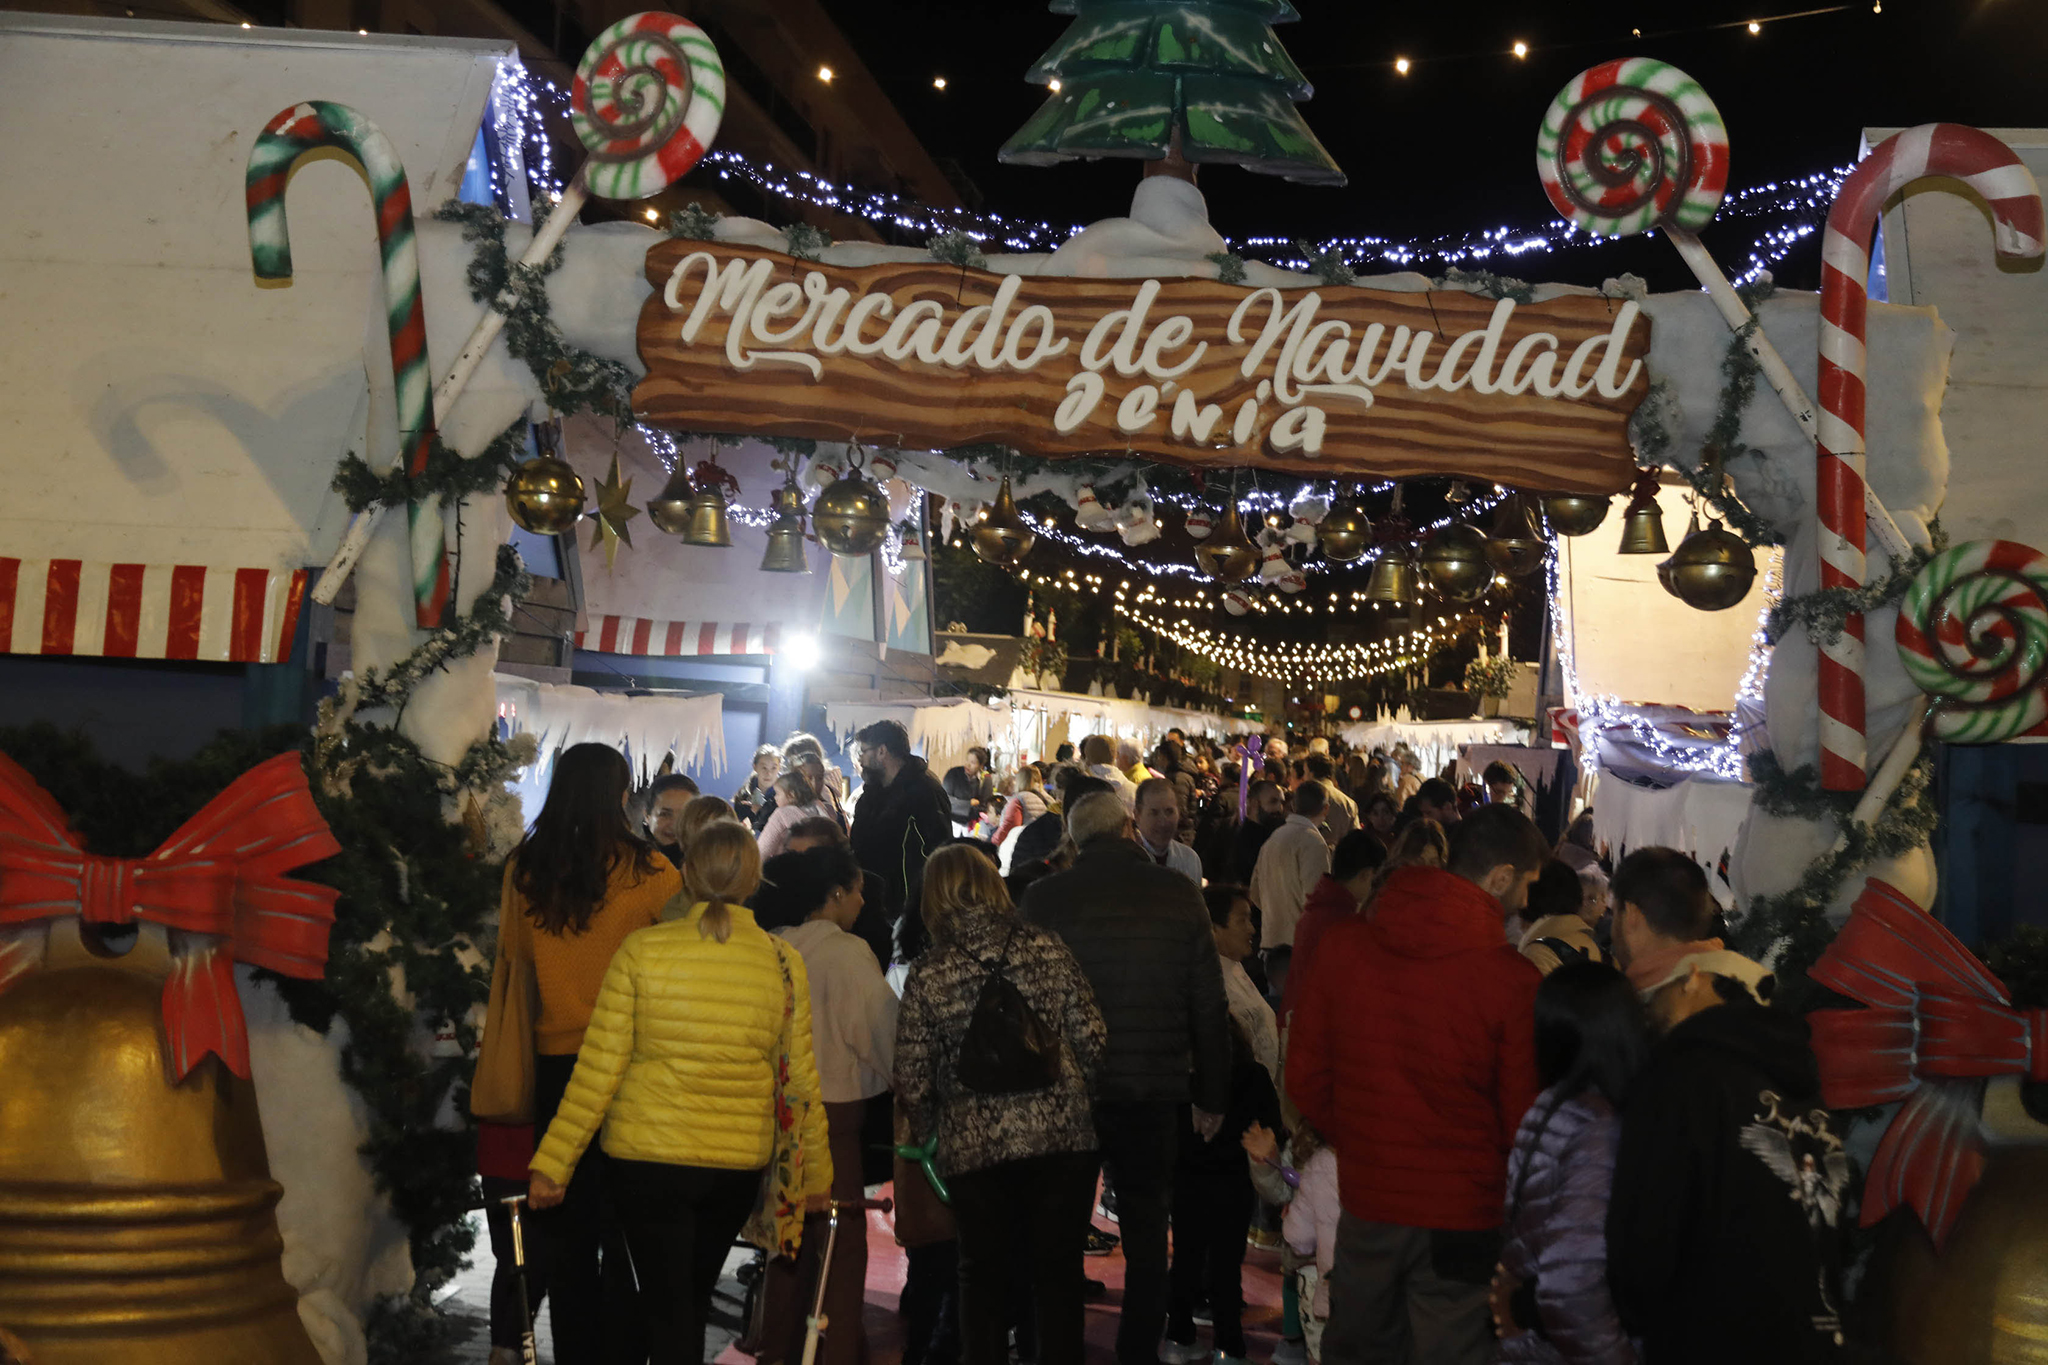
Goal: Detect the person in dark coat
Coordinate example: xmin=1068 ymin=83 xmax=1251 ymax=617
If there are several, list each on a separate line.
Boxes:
xmin=1490 ymin=960 xmax=1649 ymax=1365
xmin=1606 ymin=950 xmax=1848 ymax=1365
xmin=1231 ymin=778 xmax=1287 ymax=884
xmin=1020 ymin=791 xmax=1232 ymax=1365
xmin=941 ymin=745 xmax=997 ymax=827
xmin=849 ymin=719 xmax=953 ymax=925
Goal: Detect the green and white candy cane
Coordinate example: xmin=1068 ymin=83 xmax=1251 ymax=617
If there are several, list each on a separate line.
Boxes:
xmin=1896 ymin=538 xmax=2048 ymax=744
xmin=248 ymin=100 xmax=451 ymax=628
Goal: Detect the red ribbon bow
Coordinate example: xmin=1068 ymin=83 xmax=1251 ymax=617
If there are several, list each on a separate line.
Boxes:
xmin=0 ymin=752 xmax=341 ymax=1081
xmin=1809 ymin=877 xmax=2044 ymax=1247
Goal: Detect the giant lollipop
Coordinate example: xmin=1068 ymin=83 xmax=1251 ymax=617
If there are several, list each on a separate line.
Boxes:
xmin=309 ymin=12 xmax=727 ymax=606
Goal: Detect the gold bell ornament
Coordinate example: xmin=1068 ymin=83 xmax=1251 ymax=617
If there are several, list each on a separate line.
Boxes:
xmin=971 ymin=475 xmax=1036 ymax=568
xmin=1366 ymin=546 xmax=1420 ymax=605
xmin=811 ymin=456 xmax=891 ymax=557
xmin=1419 ymin=523 xmax=1494 ymax=604
xmin=1192 ymin=480 xmax=1260 ymax=581
xmin=1317 ymin=492 xmax=1372 ymax=564
xmin=1541 ymin=490 xmax=1612 ymax=538
xmin=1485 ymin=491 xmax=1547 ymax=578
xmin=683 ymin=465 xmax=735 ymax=548
xmin=1659 ymin=511 xmax=1758 ymax=610
xmin=759 ymin=479 xmax=811 ymax=574
xmin=0 ymin=754 xmax=340 ymax=1365
xmin=1617 ymin=468 xmax=1671 ymax=555
xmin=644 ymin=462 xmax=697 ymax=536
xmin=503 ymin=420 xmax=586 ymax=536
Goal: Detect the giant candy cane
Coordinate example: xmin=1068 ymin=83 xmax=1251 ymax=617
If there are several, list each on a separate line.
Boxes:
xmin=247 ymin=100 xmax=453 ymax=629
xmin=1815 ymin=126 xmax=2044 ymax=790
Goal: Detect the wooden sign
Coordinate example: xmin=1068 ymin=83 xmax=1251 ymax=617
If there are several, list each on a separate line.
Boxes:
xmin=633 ymin=242 xmax=1653 ymax=493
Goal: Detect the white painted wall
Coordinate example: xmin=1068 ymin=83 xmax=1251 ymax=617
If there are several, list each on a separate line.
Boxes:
xmin=1868 ymin=127 xmax=2048 ymax=550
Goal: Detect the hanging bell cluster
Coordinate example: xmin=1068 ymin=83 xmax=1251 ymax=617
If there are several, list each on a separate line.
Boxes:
xmin=1541 ymin=490 xmax=1612 ymax=538
xmin=683 ymin=474 xmax=734 ymax=548
xmin=812 ymin=463 xmax=891 ymax=557
xmin=503 ymin=420 xmax=586 ymax=536
xmin=1317 ymin=491 xmax=1372 ymax=564
xmin=1617 ymin=469 xmax=1671 ymax=555
xmin=1366 ymin=511 xmax=1418 ymax=605
xmin=970 ymin=475 xmax=1036 ymax=568
xmin=1192 ymin=493 xmax=1259 ymax=581
xmin=1659 ymin=510 xmax=1758 ymax=610
xmin=1485 ymin=492 xmax=1547 ymax=578
xmin=643 ymin=463 xmax=696 ymax=536
xmin=760 ymin=477 xmax=810 ymax=574
xmin=1419 ymin=522 xmax=1493 ymax=604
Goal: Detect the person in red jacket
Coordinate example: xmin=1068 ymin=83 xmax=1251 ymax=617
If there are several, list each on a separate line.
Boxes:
xmin=1286 ymin=804 xmax=1548 ymax=1365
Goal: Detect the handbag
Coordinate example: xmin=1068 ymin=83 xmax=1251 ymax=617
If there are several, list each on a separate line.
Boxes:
xmin=743 ymin=938 xmax=814 ymax=1260
xmin=891 ymin=1108 xmax=956 ymax=1248
xmin=470 ymin=941 xmax=537 ymax=1123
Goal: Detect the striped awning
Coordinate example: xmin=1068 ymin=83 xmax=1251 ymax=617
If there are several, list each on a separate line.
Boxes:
xmin=575 ymin=615 xmax=782 ymax=658
xmin=0 ymin=558 xmax=307 ymax=664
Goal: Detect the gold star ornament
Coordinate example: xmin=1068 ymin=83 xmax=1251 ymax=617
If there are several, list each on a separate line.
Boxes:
xmin=589 ymin=453 xmax=640 ymax=571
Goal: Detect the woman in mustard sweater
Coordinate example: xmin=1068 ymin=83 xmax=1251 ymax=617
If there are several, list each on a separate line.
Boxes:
xmin=529 ymin=820 xmax=832 ymax=1364
xmin=486 ymin=742 xmax=679 ymax=1364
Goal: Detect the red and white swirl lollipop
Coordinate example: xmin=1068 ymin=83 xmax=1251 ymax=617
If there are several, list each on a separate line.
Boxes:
xmin=1535 ymin=58 xmax=1729 ymax=238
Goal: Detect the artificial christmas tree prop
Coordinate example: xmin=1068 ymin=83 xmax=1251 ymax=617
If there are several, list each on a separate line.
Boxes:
xmin=1000 ymin=0 xmax=1344 ymax=185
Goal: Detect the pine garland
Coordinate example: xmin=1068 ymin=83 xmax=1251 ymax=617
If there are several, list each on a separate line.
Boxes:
xmin=1735 ymin=748 xmax=1941 ymax=979
xmin=1206 ymin=251 xmax=1248 ymax=286
xmin=333 ymin=419 xmax=528 ymax=516
xmin=927 ymin=229 xmax=988 ymax=270
xmin=1436 ymin=267 xmax=1535 ymax=304
xmin=1295 ymin=241 xmax=1354 ymax=287
xmin=782 ymin=223 xmax=832 ymax=262
xmin=666 ymin=204 xmax=721 ymax=241
xmin=1764 ymin=526 xmax=1947 ymax=647
xmin=348 ymin=546 xmax=531 ymax=720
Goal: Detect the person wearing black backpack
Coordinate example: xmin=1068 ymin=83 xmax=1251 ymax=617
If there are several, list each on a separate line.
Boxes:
xmin=1518 ymin=860 xmax=1609 ymax=976
xmin=894 ymin=844 xmax=1109 ymax=1365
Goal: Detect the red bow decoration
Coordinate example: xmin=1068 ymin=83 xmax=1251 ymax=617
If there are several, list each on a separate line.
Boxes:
xmin=0 ymin=752 xmax=341 ymax=1081
xmin=1809 ymin=877 xmax=2044 ymax=1247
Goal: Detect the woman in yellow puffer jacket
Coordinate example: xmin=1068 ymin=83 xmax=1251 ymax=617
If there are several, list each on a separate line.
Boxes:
xmin=529 ymin=821 xmax=831 ymax=1363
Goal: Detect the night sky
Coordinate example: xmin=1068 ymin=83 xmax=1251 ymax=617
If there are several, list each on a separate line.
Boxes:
xmin=821 ymin=0 xmax=2047 ymax=293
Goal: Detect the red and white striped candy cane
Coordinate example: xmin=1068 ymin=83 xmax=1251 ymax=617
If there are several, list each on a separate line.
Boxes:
xmin=1815 ymin=124 xmax=2044 ymax=790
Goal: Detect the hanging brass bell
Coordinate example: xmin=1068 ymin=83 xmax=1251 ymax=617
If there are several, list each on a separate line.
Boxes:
xmin=504 ymin=455 xmax=586 ymax=536
xmin=0 ymin=922 xmax=322 ymax=1365
xmin=1617 ymin=469 xmax=1671 ymax=555
xmin=760 ymin=483 xmax=810 ymax=574
xmin=1660 ymin=514 xmax=1758 ymax=610
xmin=1192 ymin=500 xmax=1259 ymax=581
xmin=683 ymin=480 xmax=733 ymax=548
xmin=1541 ymin=490 xmax=1612 ymax=537
xmin=1367 ymin=547 xmax=1420 ymax=604
xmin=812 ymin=468 xmax=890 ymax=557
xmin=970 ymin=475 xmax=1036 ymax=567
xmin=1485 ymin=492 xmax=1547 ymax=578
xmin=1318 ymin=496 xmax=1372 ymax=563
xmin=644 ymin=464 xmax=696 ymax=536
xmin=1419 ymin=523 xmax=1494 ymax=604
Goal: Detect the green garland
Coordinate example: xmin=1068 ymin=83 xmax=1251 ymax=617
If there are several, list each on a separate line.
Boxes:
xmin=348 ymin=546 xmax=531 ymax=721
xmin=666 ymin=204 xmax=720 ymax=241
xmin=1206 ymin=251 xmax=1248 ymax=286
xmin=1295 ymin=241 xmax=1354 ymax=288
xmin=332 ymin=418 xmax=528 ymax=516
xmin=434 ymin=201 xmax=636 ymax=422
xmin=1436 ymin=268 xmax=1535 ymax=304
xmin=783 ymin=223 xmax=832 ymax=262
xmin=1734 ymin=748 xmax=1941 ymax=979
xmin=1764 ymin=526 xmax=1947 ymax=647
xmin=927 ymin=229 xmax=988 ymax=271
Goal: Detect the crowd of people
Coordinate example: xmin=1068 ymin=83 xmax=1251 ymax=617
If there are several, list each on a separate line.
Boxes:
xmin=472 ymin=721 xmax=1851 ymax=1365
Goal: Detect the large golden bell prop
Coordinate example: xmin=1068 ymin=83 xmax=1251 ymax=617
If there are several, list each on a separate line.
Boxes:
xmin=1541 ymin=490 xmax=1612 ymax=537
xmin=1659 ymin=514 xmax=1757 ymax=610
xmin=682 ymin=482 xmax=734 ymax=548
xmin=760 ymin=482 xmax=810 ymax=574
xmin=1317 ymin=497 xmax=1372 ymax=563
xmin=0 ymin=922 xmax=320 ymax=1365
xmin=812 ymin=469 xmax=890 ymax=557
xmin=1419 ymin=523 xmax=1494 ymax=604
xmin=1366 ymin=548 xmax=1420 ymax=605
xmin=644 ymin=464 xmax=697 ymax=536
xmin=503 ymin=455 xmax=586 ymax=536
xmin=1192 ymin=500 xmax=1259 ymax=581
xmin=970 ymin=475 xmax=1036 ymax=567
xmin=1617 ymin=469 xmax=1671 ymax=555
xmin=1485 ymin=492 xmax=1547 ymax=578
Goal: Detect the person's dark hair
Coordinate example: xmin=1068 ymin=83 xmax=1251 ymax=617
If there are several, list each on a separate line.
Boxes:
xmin=1363 ymin=792 xmax=1398 ymax=823
xmin=1054 ymin=742 xmax=1075 ymax=763
xmin=1446 ymin=804 xmax=1547 ymax=882
xmin=1331 ymin=830 xmax=1387 ymax=883
xmin=1059 ymin=772 xmax=1114 ymax=807
xmin=648 ymin=772 xmax=699 ymax=799
xmin=1304 ymin=752 xmax=1335 ymax=781
xmin=514 ymin=743 xmax=659 ymax=935
xmin=1416 ymin=777 xmax=1458 ymax=810
xmin=1562 ymin=809 xmax=1598 ymax=853
xmin=782 ymin=732 xmax=826 ymax=764
xmin=1610 ymin=847 xmax=1716 ymax=940
xmin=1202 ymin=881 xmax=1250 ymax=930
xmin=856 ymin=719 xmax=912 ymax=761
xmin=785 ymin=815 xmax=846 ymax=846
xmin=1483 ymin=761 xmax=1517 ymax=788
xmin=1525 ymin=860 xmax=1586 ymax=923
xmin=1247 ymin=777 xmax=1280 ymax=808
xmin=751 ymin=844 xmax=863 ymax=931
xmin=967 ymin=745 xmax=991 ymax=766
xmin=1534 ymin=960 xmax=1651 ymax=1105
xmin=1262 ymin=758 xmax=1286 ymax=783
xmin=1134 ymin=776 xmax=1178 ymax=812
xmin=1291 ymin=780 xmax=1328 ymax=818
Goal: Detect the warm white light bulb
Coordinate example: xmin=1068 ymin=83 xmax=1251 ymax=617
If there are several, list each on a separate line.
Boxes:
xmin=933 ymin=76 xmax=947 ymax=90
xmin=1395 ymin=56 xmax=1411 ymax=75
xmin=643 ymin=208 xmax=659 ymax=222
xmin=1049 ymin=78 xmax=1063 ymax=93
xmin=1512 ymin=40 xmax=1528 ymax=57
xmin=817 ymin=65 xmax=835 ymax=82
xmin=1747 ymin=20 xmax=1761 ymax=33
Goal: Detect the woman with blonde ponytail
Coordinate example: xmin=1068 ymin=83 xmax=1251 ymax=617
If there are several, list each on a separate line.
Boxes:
xmin=529 ymin=821 xmax=831 ymax=1363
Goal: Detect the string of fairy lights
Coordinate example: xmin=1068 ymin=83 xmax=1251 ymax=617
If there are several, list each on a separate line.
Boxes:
xmin=1117 ymin=602 xmax=1485 ymax=684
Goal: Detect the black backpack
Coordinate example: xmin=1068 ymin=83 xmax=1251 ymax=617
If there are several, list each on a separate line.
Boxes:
xmin=1533 ymin=936 xmax=1602 ymax=968
xmin=956 ymin=926 xmax=1061 ymax=1095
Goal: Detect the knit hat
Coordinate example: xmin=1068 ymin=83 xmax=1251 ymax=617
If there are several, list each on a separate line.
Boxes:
xmin=1640 ymin=948 xmax=1775 ymax=1005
